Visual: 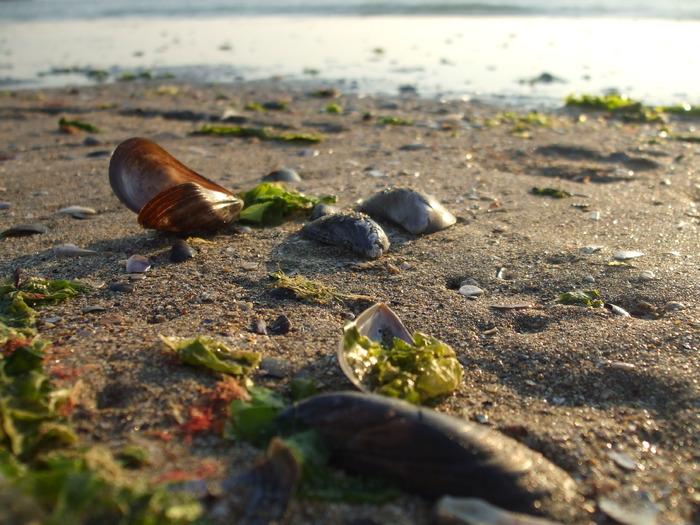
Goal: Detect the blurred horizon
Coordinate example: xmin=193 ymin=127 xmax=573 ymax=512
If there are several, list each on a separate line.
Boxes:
xmin=1 ymin=0 xmax=698 ymax=106
xmin=2 ymin=0 xmax=698 ymax=21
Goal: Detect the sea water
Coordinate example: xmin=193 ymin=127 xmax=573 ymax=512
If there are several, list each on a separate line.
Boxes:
xmin=1 ymin=0 xmax=698 ymax=106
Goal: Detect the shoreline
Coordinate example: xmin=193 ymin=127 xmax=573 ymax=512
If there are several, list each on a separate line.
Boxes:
xmin=2 ymin=15 xmax=700 ymax=107
xmin=0 ymin=80 xmax=698 ymax=523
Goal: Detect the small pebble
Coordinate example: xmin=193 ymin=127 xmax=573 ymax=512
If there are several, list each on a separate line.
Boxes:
xmin=459 ymin=284 xmax=484 ymax=297
xmin=580 ymin=245 xmax=604 ymax=254
xmin=109 ymin=282 xmax=135 ymax=293
xmin=599 ymin=490 xmax=659 ymax=525
xmin=269 ymin=314 xmax=292 ymax=335
xmin=0 ymin=202 xmax=11 ymax=210
xmin=639 ymin=270 xmax=656 ymax=281
xmin=44 ymin=316 xmax=61 ymax=324
xmin=583 ymin=275 xmax=596 ymax=284
xmin=251 ymin=318 xmax=268 ymax=335
xmin=310 ymin=202 xmax=339 ymax=220
xmin=263 ymin=168 xmax=301 ymax=182
xmin=169 ymin=239 xmax=196 ymax=262
xmin=260 ymin=357 xmax=293 ymax=378
xmin=665 ymin=301 xmax=686 ymax=312
xmin=57 ymin=205 xmax=97 ymax=219
xmin=241 ymin=262 xmax=258 ymax=271
xmin=610 ymin=361 xmax=636 ymax=371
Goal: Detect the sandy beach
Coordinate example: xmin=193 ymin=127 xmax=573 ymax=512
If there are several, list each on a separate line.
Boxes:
xmin=0 ymin=79 xmax=698 ymax=523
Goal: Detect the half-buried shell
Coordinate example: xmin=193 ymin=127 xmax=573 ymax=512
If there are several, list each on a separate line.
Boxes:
xmin=109 ymin=137 xmax=243 ymax=232
xmin=275 ymin=392 xmax=583 ymax=523
xmin=360 ymin=187 xmax=456 ymax=234
xmin=300 ymin=212 xmax=389 ymax=259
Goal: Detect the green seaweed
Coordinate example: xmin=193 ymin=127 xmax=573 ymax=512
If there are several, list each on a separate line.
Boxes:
xmin=376 ymin=115 xmax=413 ymax=125
xmin=193 ymin=125 xmax=324 ymax=143
xmin=342 ymin=325 xmax=463 ymax=405
xmin=161 ymin=336 xmax=261 ymax=376
xmin=564 ymin=94 xmax=662 ymax=122
xmin=325 ymin=103 xmax=343 ymax=114
xmin=531 ymin=187 xmax=572 ymax=199
xmin=268 ymin=269 xmax=371 ymax=305
xmin=559 ymin=289 xmax=604 ymax=308
xmin=659 ymin=103 xmax=700 ymax=117
xmin=58 ymin=117 xmax=101 ymax=133
xmin=238 ymin=182 xmax=336 ymax=225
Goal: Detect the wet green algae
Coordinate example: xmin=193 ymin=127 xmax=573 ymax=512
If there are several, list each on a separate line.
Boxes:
xmin=0 ymin=275 xmax=204 ymax=524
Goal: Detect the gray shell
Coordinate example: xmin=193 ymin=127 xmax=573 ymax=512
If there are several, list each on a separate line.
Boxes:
xmin=300 ymin=212 xmax=390 ymax=259
xmin=361 ymin=187 xmax=456 ymax=234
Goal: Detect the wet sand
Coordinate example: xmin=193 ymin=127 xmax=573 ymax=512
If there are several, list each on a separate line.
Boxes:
xmin=0 ymin=80 xmax=698 ymax=523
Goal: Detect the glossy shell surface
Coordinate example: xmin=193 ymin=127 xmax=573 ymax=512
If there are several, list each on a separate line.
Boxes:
xmin=276 ymin=392 xmax=582 ymax=522
xmin=361 ymin=187 xmax=456 ymax=234
xmin=300 ymin=212 xmax=390 ymax=259
xmin=337 ymin=302 xmax=412 ymax=393
xmin=109 ymin=137 xmax=242 ymax=232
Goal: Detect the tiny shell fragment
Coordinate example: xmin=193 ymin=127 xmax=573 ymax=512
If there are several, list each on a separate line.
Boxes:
xmin=53 ymin=243 xmax=98 ymax=258
xmin=57 ymin=205 xmax=97 ymax=219
xmin=459 ymin=285 xmax=484 ymax=297
xmin=613 ymin=250 xmax=644 ymax=261
xmin=125 ymin=254 xmax=151 ymax=273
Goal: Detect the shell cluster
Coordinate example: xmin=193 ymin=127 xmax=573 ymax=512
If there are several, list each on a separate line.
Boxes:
xmin=109 ymin=137 xmax=242 ymax=232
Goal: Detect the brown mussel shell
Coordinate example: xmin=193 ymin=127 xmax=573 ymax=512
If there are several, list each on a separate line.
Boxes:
xmin=276 ymin=392 xmax=584 ymax=522
xmin=109 ymin=137 xmax=243 ymax=232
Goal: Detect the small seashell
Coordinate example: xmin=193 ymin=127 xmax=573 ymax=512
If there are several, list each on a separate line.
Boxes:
xmin=0 ymin=223 xmax=50 ymax=237
xmin=360 ymin=187 xmax=456 ymax=234
xmin=613 ymin=250 xmax=644 ymax=261
xmin=241 ymin=261 xmax=258 ymax=271
xmin=57 ymin=205 xmax=97 ymax=219
xmin=269 ymin=314 xmax=292 ymax=335
xmin=605 ymin=303 xmax=631 ymax=317
xmin=580 ymin=245 xmax=604 ymax=254
xmin=53 ymin=243 xmax=98 ymax=258
xmin=608 ymin=451 xmax=638 ymax=471
xmin=0 ymin=202 xmax=11 ymax=210
xmin=169 ymin=239 xmax=196 ymax=262
xmin=598 ymin=490 xmax=660 ymax=525
xmin=300 ymin=212 xmax=390 ymax=259
xmin=263 ymin=168 xmax=302 ymax=182
xmin=125 ymin=254 xmax=151 ymax=273
xmin=639 ymin=270 xmax=655 ymax=281
xmin=82 ymin=305 xmax=106 ymax=314
xmin=435 ymin=496 xmax=561 ymax=525
xmin=459 ymin=284 xmax=484 ymax=297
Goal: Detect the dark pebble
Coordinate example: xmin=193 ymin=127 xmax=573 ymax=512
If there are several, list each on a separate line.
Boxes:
xmin=310 ymin=202 xmax=338 ymax=220
xmin=83 ymin=136 xmax=101 ymax=146
xmin=260 ymin=357 xmax=293 ymax=378
xmin=86 ymin=150 xmax=112 ymax=158
xmin=170 ymin=239 xmax=196 ymax=262
xmin=263 ymin=168 xmax=302 ymax=182
xmin=269 ymin=314 xmax=292 ymax=335
xmin=251 ymin=318 xmax=268 ymax=335
xmin=268 ymin=287 xmax=299 ymax=301
xmin=109 ymin=282 xmax=135 ymax=293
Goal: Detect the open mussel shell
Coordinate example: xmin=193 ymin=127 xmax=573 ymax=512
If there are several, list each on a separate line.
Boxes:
xmin=337 ymin=302 xmax=412 ymax=393
xmin=275 ymin=392 xmax=583 ymax=523
xmin=360 ymin=187 xmax=456 ymax=234
xmin=109 ymin=137 xmax=242 ymax=231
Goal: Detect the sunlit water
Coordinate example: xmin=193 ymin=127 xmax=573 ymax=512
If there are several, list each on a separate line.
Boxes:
xmin=1 ymin=1 xmax=698 ymax=106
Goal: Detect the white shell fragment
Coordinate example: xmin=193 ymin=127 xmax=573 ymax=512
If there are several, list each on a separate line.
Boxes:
xmin=607 ymin=303 xmax=631 ymax=317
xmin=459 ymin=285 xmax=484 ymax=297
xmin=125 ymin=254 xmax=151 ymax=273
xmin=613 ymin=250 xmax=644 ymax=261
xmin=598 ymin=491 xmax=660 ymax=525
xmin=53 ymin=243 xmax=98 ymax=258
xmin=608 ymin=451 xmax=638 ymax=471
xmin=580 ymin=245 xmax=604 ymax=254
xmin=57 ymin=205 xmax=97 ymax=219
xmin=435 ymin=496 xmax=562 ymax=525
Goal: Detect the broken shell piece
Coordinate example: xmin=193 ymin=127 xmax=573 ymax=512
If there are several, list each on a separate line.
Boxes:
xmin=169 ymin=239 xmax=196 ymax=262
xmin=459 ymin=285 xmax=484 ymax=297
xmin=109 ymin=137 xmax=243 ymax=232
xmin=360 ymin=187 xmax=456 ymax=234
xmin=337 ymin=302 xmax=462 ymax=403
xmin=435 ymin=496 xmax=563 ymax=525
xmin=613 ymin=250 xmax=644 ymax=261
xmin=125 ymin=254 xmax=151 ymax=273
xmin=57 ymin=205 xmax=97 ymax=219
xmin=53 ymin=243 xmax=98 ymax=258
xmin=0 ymin=223 xmax=50 ymax=237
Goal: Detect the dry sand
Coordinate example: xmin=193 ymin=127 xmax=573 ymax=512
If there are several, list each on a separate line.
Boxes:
xmin=0 ymin=80 xmax=698 ymax=524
